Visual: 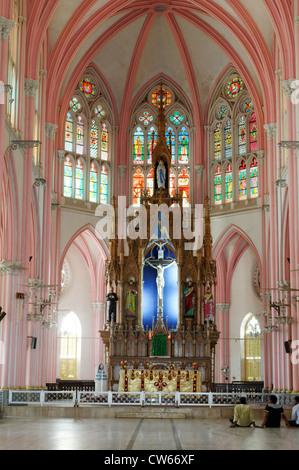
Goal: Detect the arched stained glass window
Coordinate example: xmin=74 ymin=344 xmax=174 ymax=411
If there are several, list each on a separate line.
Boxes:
xmin=214 ymin=123 xmax=222 ymax=161
xmin=133 ymin=127 xmax=145 ymax=164
xmin=60 ymin=312 xmax=82 ymax=380
xmin=63 ymin=156 xmax=73 ymax=198
xmin=250 ymin=157 xmax=259 ymax=198
xmin=152 ymin=88 xmax=172 ymax=108
xmin=100 ymin=165 xmax=109 ymax=204
xmin=147 ymin=127 xmax=157 ymax=164
xmin=133 ymin=168 xmax=144 ymax=204
xmin=166 ymin=127 xmax=176 ymax=164
xmin=214 ymin=165 xmax=222 ymax=205
xmin=244 ymin=315 xmax=261 ymax=381
xmin=239 ymin=160 xmax=247 ymax=200
xmin=65 ymin=113 xmax=73 ymax=152
xmin=90 ymin=120 xmax=98 ymax=159
xmin=147 ymin=168 xmax=154 ymax=197
xmin=225 ymin=163 xmax=233 ymax=203
xmin=90 ymin=162 xmax=98 ymax=203
xmin=101 ymin=123 xmax=109 ymax=161
xmin=76 ymin=116 xmax=84 ymax=155
xmin=250 ymin=112 xmax=258 ymax=152
xmin=75 ymin=159 xmax=84 ymax=200
xmin=224 ymin=120 xmax=232 ymax=158
xmin=169 ymin=169 xmax=176 ymax=197
xmin=238 ymin=116 xmax=246 ymax=155
xmin=178 ymin=168 xmax=189 ymax=205
xmin=178 ymin=127 xmax=189 ymax=164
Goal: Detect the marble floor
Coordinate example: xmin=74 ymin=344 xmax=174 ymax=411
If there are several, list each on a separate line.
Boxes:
xmin=0 ymin=416 xmax=298 ymax=451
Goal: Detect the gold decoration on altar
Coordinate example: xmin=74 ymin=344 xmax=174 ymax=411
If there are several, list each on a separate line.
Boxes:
xmin=118 ymin=369 xmax=202 ymax=393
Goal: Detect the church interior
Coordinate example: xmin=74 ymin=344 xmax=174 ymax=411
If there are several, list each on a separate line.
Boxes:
xmin=0 ymin=0 xmax=299 ymax=451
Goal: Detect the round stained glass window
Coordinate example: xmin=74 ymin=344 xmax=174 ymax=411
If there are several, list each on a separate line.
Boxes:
xmin=70 ymin=97 xmax=82 ymax=113
xmin=227 ymin=77 xmax=244 ymax=99
xmin=170 ymin=111 xmax=184 ymax=126
xmin=139 ymin=111 xmax=153 ymax=126
xmin=217 ymin=105 xmax=229 ymax=120
xmin=242 ymin=98 xmax=253 ymax=113
xmin=80 ymin=78 xmax=96 ymax=99
xmin=95 ymin=104 xmax=106 ymax=119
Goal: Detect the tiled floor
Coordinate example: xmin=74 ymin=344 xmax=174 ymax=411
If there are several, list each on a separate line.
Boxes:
xmin=0 ymin=416 xmax=298 ymax=451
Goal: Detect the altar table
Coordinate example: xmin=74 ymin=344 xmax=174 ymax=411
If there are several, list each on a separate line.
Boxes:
xmin=118 ymin=369 xmax=202 ymax=393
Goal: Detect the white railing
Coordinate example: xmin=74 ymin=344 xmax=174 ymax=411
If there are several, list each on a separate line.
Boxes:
xmin=6 ymin=390 xmax=285 ymax=408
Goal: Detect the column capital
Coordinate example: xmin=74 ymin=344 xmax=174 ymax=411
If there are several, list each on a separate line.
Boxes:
xmin=24 ymin=78 xmax=39 ymax=98
xmin=45 ymin=123 xmax=58 ymax=139
xmin=216 ymin=303 xmax=230 ymax=313
xmin=263 ymin=123 xmax=277 ymax=140
xmin=195 ymin=164 xmax=205 ymax=178
xmin=118 ymin=165 xmax=127 ymax=178
xmin=281 ymin=79 xmax=296 ymax=99
xmin=0 ymin=17 xmax=15 ymax=40
xmin=57 ymin=150 xmax=66 ymax=163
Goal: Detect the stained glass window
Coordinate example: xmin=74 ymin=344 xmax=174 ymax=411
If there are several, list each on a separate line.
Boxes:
xmin=169 ymin=169 xmax=176 ymax=197
xmin=80 ymin=77 xmax=96 ymax=99
xmin=152 ymin=88 xmax=172 ymax=108
xmin=214 ymin=122 xmax=222 ymax=161
xmin=95 ymin=104 xmax=106 ymax=119
xmin=65 ymin=113 xmax=73 ymax=152
xmin=225 ymin=163 xmax=233 ymax=203
xmin=100 ymin=165 xmax=109 ymax=204
xmin=224 ymin=120 xmax=232 ymax=158
xmin=178 ymin=168 xmax=189 ymax=205
xmin=166 ymin=127 xmax=176 ymax=164
xmin=238 ymin=116 xmax=246 ymax=155
xmin=133 ymin=168 xmax=144 ymax=204
xmin=178 ymin=127 xmax=189 ymax=164
xmin=250 ymin=112 xmax=258 ymax=152
xmin=227 ymin=77 xmax=244 ymax=99
xmin=90 ymin=120 xmax=98 ymax=159
xmin=101 ymin=123 xmax=109 ymax=161
xmin=242 ymin=99 xmax=253 ymax=113
xmin=147 ymin=169 xmax=154 ymax=197
xmin=147 ymin=127 xmax=157 ymax=164
xmin=70 ymin=97 xmax=81 ymax=113
xmin=239 ymin=160 xmax=247 ymax=200
xmin=75 ymin=159 xmax=84 ymax=200
xmin=218 ymin=105 xmax=229 ymax=120
xmin=76 ymin=116 xmax=84 ymax=155
xmin=250 ymin=157 xmax=259 ymax=198
xmin=170 ymin=111 xmax=184 ymax=126
xmin=133 ymin=127 xmax=145 ymax=164
xmin=90 ymin=162 xmax=98 ymax=203
xmin=63 ymin=156 xmax=73 ymax=198
xmin=139 ymin=111 xmax=153 ymax=126
xmin=214 ymin=165 xmax=222 ymax=205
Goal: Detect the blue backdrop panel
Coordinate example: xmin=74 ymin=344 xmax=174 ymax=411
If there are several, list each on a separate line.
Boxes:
xmin=142 ymin=263 xmax=179 ymax=330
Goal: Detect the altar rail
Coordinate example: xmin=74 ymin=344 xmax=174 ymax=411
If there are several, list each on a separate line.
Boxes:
xmin=3 ymin=389 xmax=294 ymax=408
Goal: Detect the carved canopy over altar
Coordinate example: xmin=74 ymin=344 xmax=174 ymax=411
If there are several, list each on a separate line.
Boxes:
xmin=119 ymin=369 xmax=202 ymax=393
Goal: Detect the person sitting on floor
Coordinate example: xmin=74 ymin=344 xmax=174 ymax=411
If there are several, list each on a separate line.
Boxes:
xmin=258 ymin=394 xmax=291 ymax=428
xmin=230 ymin=396 xmax=256 ymax=428
xmin=288 ymin=396 xmax=299 ymax=428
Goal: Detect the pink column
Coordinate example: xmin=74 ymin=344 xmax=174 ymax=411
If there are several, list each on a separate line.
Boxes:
xmin=0 ymin=17 xmax=14 ymax=207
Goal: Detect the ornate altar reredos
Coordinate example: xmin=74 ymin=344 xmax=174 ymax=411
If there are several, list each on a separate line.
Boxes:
xmin=100 ymin=88 xmax=220 ymax=391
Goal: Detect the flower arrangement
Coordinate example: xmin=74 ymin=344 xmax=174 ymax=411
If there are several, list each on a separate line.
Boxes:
xmin=120 ymin=360 xmax=129 ymax=369
xmin=191 ymin=362 xmax=199 ymax=370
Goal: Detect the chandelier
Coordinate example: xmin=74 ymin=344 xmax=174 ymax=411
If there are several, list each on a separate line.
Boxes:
xmin=27 ymin=280 xmax=58 ymax=328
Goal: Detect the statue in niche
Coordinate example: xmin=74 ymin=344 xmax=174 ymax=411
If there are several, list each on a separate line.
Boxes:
xmin=156 ymin=159 xmax=166 ymax=189
xmin=184 ymin=280 xmax=196 ymax=317
xmin=125 ymin=280 xmax=138 ymax=317
xmin=203 ymin=283 xmax=215 ymax=324
xmin=106 ymin=287 xmax=118 ymax=322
